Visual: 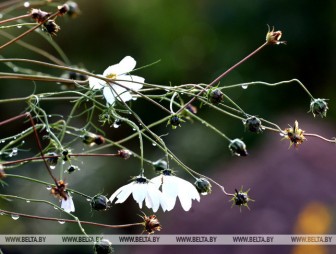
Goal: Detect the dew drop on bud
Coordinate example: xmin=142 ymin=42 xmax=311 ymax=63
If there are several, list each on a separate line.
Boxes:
xmin=11 ymin=214 xmax=20 ymax=220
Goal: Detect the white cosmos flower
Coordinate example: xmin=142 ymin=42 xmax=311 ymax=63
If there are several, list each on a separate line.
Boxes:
xmin=89 ymin=56 xmax=144 ymax=105
xmin=109 ymin=175 xmax=167 ymax=212
xmin=61 ymin=192 xmax=75 ymax=213
xmin=151 ymin=170 xmax=200 ymax=211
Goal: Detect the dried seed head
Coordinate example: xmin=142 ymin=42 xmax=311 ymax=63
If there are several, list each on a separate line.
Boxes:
xmin=42 ymin=20 xmax=60 ymax=36
xmin=266 ymin=25 xmax=286 ymax=45
xmin=58 ymin=4 xmax=70 ymax=15
xmin=142 ymin=214 xmax=162 ymax=234
xmin=283 ymin=120 xmax=306 ymax=148
xmin=230 ymin=187 xmax=253 ymax=210
xmin=51 ymin=180 xmax=68 ymax=200
xmin=194 ymin=178 xmax=212 ymax=195
xmin=30 ymin=9 xmax=51 ymax=23
xmin=229 ymin=138 xmax=248 ymax=156
xmin=309 ymin=98 xmax=328 ymax=118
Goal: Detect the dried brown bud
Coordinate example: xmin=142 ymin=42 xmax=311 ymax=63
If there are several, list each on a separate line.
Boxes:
xmin=266 ymin=25 xmax=286 ymax=45
xmin=143 ymin=214 xmax=162 ymax=234
xmin=283 ymin=120 xmax=306 ymax=148
xmin=118 ymin=149 xmax=132 ymax=160
xmin=30 ymin=9 xmax=51 ymax=23
xmin=43 ymin=20 xmax=60 ymax=36
xmin=58 ymin=4 xmax=70 ymax=15
xmin=51 ymin=180 xmax=68 ymax=200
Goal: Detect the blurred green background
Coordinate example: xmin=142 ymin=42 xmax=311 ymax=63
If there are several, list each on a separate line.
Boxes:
xmin=0 ymin=0 xmax=335 ymax=253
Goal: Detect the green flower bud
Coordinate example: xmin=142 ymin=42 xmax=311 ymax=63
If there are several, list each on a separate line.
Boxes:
xmin=91 ymin=195 xmax=111 ymax=211
xmin=229 ymin=139 xmax=248 ymax=156
xmin=93 ymin=239 xmax=113 ymax=254
xmin=152 ymin=159 xmax=168 ymax=172
xmin=310 ymin=98 xmax=328 ymax=118
xmin=194 ymin=178 xmax=212 ymax=195
xmin=208 ymin=89 xmax=224 ymax=104
xmin=243 ymin=116 xmax=263 ymax=133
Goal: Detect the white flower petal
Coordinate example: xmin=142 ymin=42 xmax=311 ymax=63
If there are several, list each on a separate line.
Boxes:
xmin=112 ymin=84 xmax=133 ymax=102
xmin=109 ymin=182 xmax=133 ymax=204
xmin=116 ymin=75 xmax=144 ymax=91
xmin=150 ymin=175 xmax=163 ymax=189
xmin=145 ymin=183 xmax=162 ymax=212
xmin=103 ymin=86 xmax=116 ymax=105
xmin=103 ymin=56 xmax=136 ymax=77
xmin=89 ymin=76 xmax=106 ymax=90
xmin=175 ymin=177 xmax=200 ymax=211
xmin=132 ymin=183 xmax=147 ymax=208
xmin=61 ymin=194 xmax=75 ymax=213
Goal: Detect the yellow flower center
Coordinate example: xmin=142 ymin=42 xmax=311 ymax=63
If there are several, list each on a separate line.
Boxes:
xmin=106 ymin=73 xmax=117 ymax=79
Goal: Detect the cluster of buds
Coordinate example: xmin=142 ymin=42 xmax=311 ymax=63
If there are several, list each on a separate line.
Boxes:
xmin=283 ymin=120 xmax=306 ymax=148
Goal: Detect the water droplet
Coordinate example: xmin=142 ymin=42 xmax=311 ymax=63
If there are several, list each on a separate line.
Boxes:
xmin=132 ymin=97 xmax=137 ymax=101
xmin=132 ymin=128 xmax=136 ymax=131
xmin=0 ymin=212 xmax=5 ymax=215
xmin=50 ymin=165 xmax=56 ymax=170
xmin=113 ymin=123 xmax=119 ymax=128
xmin=17 ymin=25 xmax=22 ymax=29
xmin=48 ymin=115 xmax=52 ymax=118
xmin=241 ymin=84 xmax=248 ymax=89
xmin=11 ymin=214 xmax=20 ymax=220
xmin=279 ymin=133 xmax=285 ymax=137
xmin=23 ymin=1 xmax=30 ymax=7
xmin=58 ymin=220 xmax=65 ymax=224
xmin=86 ymin=198 xmax=91 ymax=202
xmin=11 ymin=147 xmax=18 ymax=156
xmin=46 ymin=186 xmax=52 ymax=191
xmin=152 ymin=142 xmax=157 ymax=146
xmin=54 ymin=206 xmax=58 ymax=210
xmin=26 ymin=200 xmax=31 ymax=203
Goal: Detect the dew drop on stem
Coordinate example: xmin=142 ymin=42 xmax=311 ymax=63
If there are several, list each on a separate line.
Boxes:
xmin=58 ymin=220 xmax=65 ymax=224
xmin=11 ymin=214 xmax=20 ymax=220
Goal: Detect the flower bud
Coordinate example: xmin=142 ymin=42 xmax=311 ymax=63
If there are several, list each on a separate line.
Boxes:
xmin=229 ymin=139 xmax=248 ymax=156
xmin=66 ymin=165 xmax=79 ymax=174
xmin=194 ymin=178 xmax=212 ymax=195
xmin=91 ymin=195 xmax=111 ymax=211
xmin=118 ymin=149 xmax=132 ymax=160
xmin=168 ymin=115 xmax=182 ymax=129
xmin=66 ymin=1 xmax=81 ymax=18
xmin=93 ymin=239 xmax=113 ymax=254
xmin=62 ymin=150 xmax=70 ymax=161
xmin=243 ymin=116 xmax=263 ymax=133
xmin=82 ymin=132 xmax=105 ymax=146
xmin=46 ymin=152 xmax=58 ymax=168
xmin=152 ymin=159 xmax=168 ymax=172
xmin=309 ymin=98 xmax=328 ymax=118
xmin=208 ymin=89 xmax=224 ymax=104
